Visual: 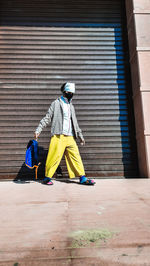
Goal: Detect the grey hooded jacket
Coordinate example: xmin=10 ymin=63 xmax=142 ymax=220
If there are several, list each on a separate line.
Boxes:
xmin=35 ymin=97 xmax=84 ymax=141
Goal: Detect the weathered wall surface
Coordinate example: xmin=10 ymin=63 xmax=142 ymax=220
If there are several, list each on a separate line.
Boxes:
xmin=125 ymin=0 xmax=150 ymax=177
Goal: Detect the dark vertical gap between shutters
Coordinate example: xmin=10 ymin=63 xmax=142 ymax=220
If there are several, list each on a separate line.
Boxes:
xmin=0 ymin=0 xmax=139 ymax=179
xmin=120 ymin=0 xmax=139 ymax=178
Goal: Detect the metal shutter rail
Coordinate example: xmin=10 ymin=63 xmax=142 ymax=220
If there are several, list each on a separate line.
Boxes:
xmin=0 ymin=0 xmax=138 ymax=179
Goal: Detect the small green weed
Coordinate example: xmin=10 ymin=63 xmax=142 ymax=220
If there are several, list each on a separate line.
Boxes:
xmin=69 ymin=228 xmax=114 ymax=248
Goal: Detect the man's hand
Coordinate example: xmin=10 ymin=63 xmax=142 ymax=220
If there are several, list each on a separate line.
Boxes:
xmin=80 ymin=139 xmax=85 ymax=146
xmin=34 ymin=132 xmax=40 ymax=140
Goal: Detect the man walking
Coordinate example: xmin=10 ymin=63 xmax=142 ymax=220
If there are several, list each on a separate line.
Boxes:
xmin=35 ymin=82 xmax=95 ymax=186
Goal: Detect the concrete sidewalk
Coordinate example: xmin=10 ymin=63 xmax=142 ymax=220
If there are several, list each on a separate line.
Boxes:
xmin=0 ymin=178 xmax=150 ymax=265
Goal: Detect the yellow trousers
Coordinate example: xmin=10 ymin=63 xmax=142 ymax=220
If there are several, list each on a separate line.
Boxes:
xmin=45 ymin=135 xmax=85 ymax=178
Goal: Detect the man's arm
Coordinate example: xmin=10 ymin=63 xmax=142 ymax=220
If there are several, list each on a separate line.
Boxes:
xmin=34 ymin=102 xmax=54 ymax=138
xmin=77 ymin=123 xmax=85 ymax=144
xmin=72 ymin=105 xmax=85 ymax=145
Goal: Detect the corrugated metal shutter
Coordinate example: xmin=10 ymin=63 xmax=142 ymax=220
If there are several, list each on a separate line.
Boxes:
xmin=0 ymin=0 xmax=138 ymax=179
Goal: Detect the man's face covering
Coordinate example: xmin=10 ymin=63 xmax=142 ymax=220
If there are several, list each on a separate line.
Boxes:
xmin=64 ymin=91 xmax=73 ymax=100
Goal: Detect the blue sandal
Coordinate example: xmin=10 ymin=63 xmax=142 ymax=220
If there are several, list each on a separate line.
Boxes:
xmin=42 ymin=177 xmax=53 ymax=185
xmin=80 ymin=176 xmax=95 ymax=185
